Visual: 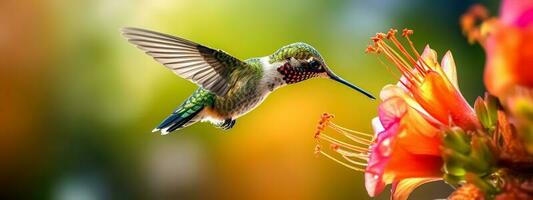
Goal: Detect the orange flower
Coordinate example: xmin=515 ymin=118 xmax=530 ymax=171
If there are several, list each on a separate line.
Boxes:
xmin=367 ymin=30 xmax=483 ymax=198
xmin=315 ymin=92 xmax=444 ymax=200
xmin=369 ymin=29 xmax=479 ymax=131
xmin=366 ymin=90 xmax=443 ymax=199
xmin=462 ymin=0 xmax=533 ymax=97
xmin=315 ymin=29 xmax=481 ymax=200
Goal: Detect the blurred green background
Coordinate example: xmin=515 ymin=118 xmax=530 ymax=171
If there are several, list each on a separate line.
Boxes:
xmin=1 ymin=0 xmax=499 ymax=199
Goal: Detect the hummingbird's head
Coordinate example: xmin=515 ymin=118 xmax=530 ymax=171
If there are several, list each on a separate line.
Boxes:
xmin=271 ymin=42 xmax=375 ymax=99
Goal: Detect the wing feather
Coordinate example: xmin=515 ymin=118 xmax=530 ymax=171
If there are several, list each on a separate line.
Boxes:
xmin=121 ymin=27 xmax=249 ymax=96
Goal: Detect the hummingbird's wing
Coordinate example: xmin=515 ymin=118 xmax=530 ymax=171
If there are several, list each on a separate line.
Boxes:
xmin=121 ymin=27 xmax=249 ymax=96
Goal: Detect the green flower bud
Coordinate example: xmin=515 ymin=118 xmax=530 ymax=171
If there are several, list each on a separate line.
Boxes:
xmin=444 ymin=127 xmax=471 ymax=154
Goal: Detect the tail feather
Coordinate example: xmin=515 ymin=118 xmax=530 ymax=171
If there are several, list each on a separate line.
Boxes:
xmin=153 ymin=88 xmax=215 ymax=134
xmin=154 ymin=105 xmax=204 ymax=135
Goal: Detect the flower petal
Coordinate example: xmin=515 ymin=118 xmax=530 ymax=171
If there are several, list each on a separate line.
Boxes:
xmin=397 ymin=119 xmax=442 ymax=156
xmin=412 ymin=71 xmax=479 ymax=130
xmin=380 ymin=84 xmax=404 ymax=101
xmin=500 ymin=0 xmax=533 ymax=27
xmin=484 ymin=26 xmax=533 ymax=96
xmin=365 ymin=123 xmax=400 ymax=197
xmin=372 ymin=117 xmax=384 ymax=134
xmin=420 ymin=45 xmax=438 ymax=69
xmin=391 ymin=178 xmax=441 ymax=200
xmin=365 ymin=169 xmax=386 ymax=197
xmin=366 ymin=97 xmax=444 ymax=197
xmin=441 ymin=51 xmax=459 ymax=89
xmin=383 ymin=142 xmax=444 ymax=180
xmin=380 ymin=85 xmax=438 ymax=124
xmin=378 ymin=95 xmax=407 ymax=130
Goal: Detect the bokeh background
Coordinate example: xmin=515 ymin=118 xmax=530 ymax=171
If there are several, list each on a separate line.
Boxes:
xmin=1 ymin=0 xmax=501 ymax=199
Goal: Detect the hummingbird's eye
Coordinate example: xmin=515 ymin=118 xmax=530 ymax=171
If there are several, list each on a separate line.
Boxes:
xmin=309 ymin=60 xmax=319 ymax=67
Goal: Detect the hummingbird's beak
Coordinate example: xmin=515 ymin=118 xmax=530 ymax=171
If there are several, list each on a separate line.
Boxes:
xmin=325 ymin=69 xmax=376 ymax=100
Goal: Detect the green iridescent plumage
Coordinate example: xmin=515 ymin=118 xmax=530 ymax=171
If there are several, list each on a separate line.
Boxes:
xmin=213 ymin=58 xmax=262 ymax=115
xmin=179 ymin=89 xmax=215 ymax=119
xmin=269 ymin=42 xmax=324 ymax=63
xmin=155 ymin=89 xmax=214 ymax=132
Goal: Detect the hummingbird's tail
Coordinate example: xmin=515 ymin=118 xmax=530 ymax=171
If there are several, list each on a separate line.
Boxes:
xmin=152 ymin=89 xmax=215 ymax=135
xmin=153 ymin=106 xmax=203 ymax=135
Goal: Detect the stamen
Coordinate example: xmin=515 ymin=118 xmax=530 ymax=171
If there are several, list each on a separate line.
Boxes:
xmin=402 ymin=29 xmax=432 ymax=72
xmin=386 ymin=28 xmax=397 ymax=39
xmin=379 ymin=38 xmax=414 ymax=74
xmin=373 ymin=35 xmax=412 ymax=71
xmin=402 ymin=29 xmax=414 ymax=37
xmin=371 ymin=36 xmax=380 ymax=43
xmin=387 ymin=29 xmax=426 ymax=75
xmin=341 ymin=133 xmax=372 ymax=146
xmin=365 ymin=45 xmax=376 ymax=53
xmin=401 ymin=29 xmax=421 ymax=57
xmin=329 ymin=122 xmax=373 ymax=138
xmin=376 ymin=32 xmax=386 ymax=40
xmin=314 ymin=113 xmax=373 ymax=146
xmin=318 ymin=133 xmax=368 ymax=152
xmin=314 ymin=145 xmax=322 ymax=156
xmin=375 ymin=41 xmax=419 ymax=85
xmin=377 ymin=57 xmax=401 ymax=79
xmin=313 ymin=113 xmax=374 ymax=172
xmin=328 ymin=124 xmax=373 ymax=145
xmin=368 ymin=28 xmax=448 ymax=89
xmin=320 ymin=113 xmax=334 ymax=123
xmin=341 ymin=155 xmax=369 ymax=166
xmin=315 ymin=113 xmax=334 ymax=138
xmin=317 ymin=149 xmax=366 ymax=172
xmin=335 ymin=147 xmax=369 ymax=160
xmin=460 ymin=4 xmax=490 ymax=45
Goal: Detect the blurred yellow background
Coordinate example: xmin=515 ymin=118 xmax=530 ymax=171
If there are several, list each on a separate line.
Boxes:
xmin=1 ymin=0 xmax=498 ymax=199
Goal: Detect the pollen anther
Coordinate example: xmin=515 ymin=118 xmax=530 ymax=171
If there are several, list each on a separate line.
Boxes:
xmin=314 ymin=113 xmax=374 ymax=172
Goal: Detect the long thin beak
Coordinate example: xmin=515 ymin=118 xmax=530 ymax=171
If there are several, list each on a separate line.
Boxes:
xmin=326 ymin=69 xmax=375 ymax=100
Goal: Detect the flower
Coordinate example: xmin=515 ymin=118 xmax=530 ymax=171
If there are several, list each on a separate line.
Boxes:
xmin=316 ymin=2 xmax=533 ymax=196
xmin=461 ymin=0 xmax=533 ymax=97
xmin=315 ymin=29 xmax=479 ymax=200
xmin=315 ymin=95 xmax=444 ymax=200
xmin=366 ymin=93 xmax=443 ymax=199
xmin=369 ymin=29 xmax=479 ymax=131
xmin=366 ymin=29 xmax=481 ymax=198
xmin=314 ymin=1 xmax=533 ymax=198
xmin=460 ymin=4 xmax=533 ymax=198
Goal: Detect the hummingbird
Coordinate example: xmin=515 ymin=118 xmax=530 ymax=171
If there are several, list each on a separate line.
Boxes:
xmin=122 ymin=27 xmax=374 ymax=135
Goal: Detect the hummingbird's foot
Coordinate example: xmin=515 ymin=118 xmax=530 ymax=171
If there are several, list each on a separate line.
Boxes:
xmin=219 ymin=118 xmax=236 ymax=130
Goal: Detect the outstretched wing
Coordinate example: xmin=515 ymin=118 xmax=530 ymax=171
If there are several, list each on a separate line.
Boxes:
xmin=121 ymin=27 xmax=248 ymax=96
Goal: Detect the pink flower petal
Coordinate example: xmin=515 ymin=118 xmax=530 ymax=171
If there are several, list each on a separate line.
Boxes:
xmin=378 ymin=97 xmax=407 ymax=130
xmin=500 ymin=0 xmax=533 ymax=27
xmin=365 ymin=122 xmax=400 ymax=197
xmin=372 ymin=117 xmax=384 ymax=135
xmin=365 ymin=170 xmax=386 ymax=197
